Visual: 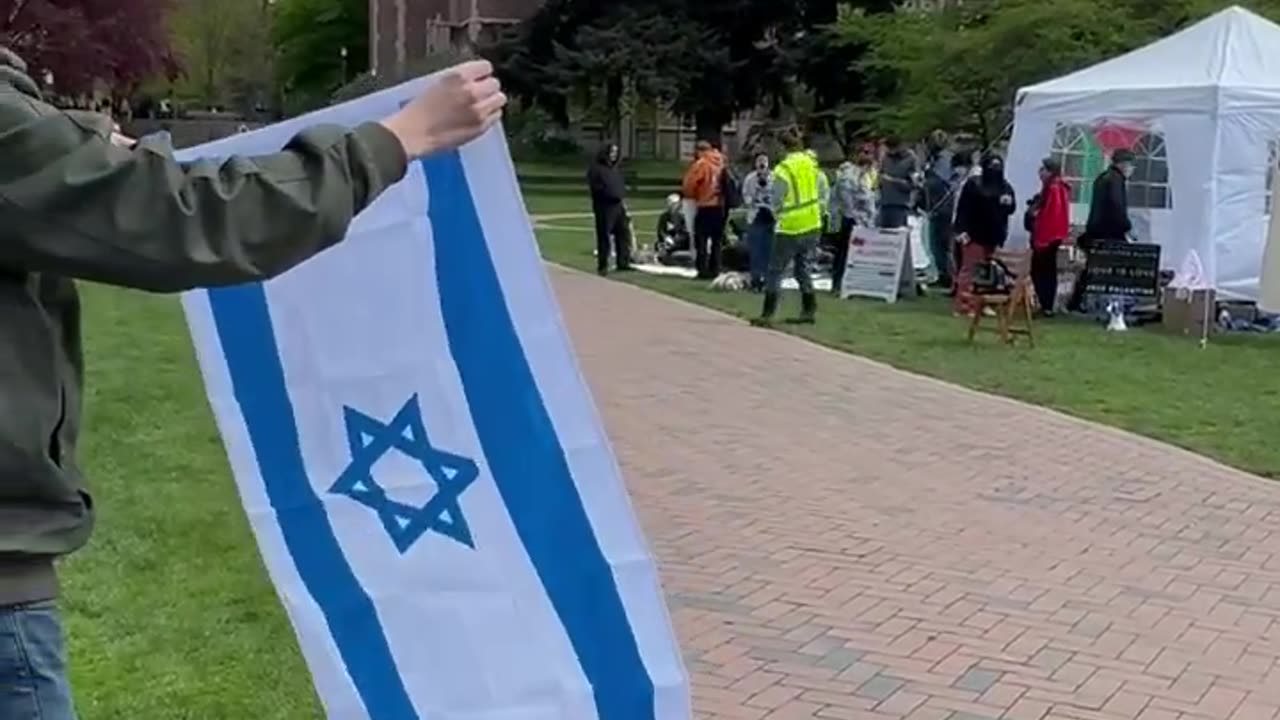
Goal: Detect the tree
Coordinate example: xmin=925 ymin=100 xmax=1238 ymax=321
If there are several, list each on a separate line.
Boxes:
xmin=167 ymin=0 xmax=273 ymax=111
xmin=0 ymin=0 xmax=180 ymax=96
xmin=545 ymin=5 xmax=678 ymax=139
xmin=271 ymin=0 xmax=366 ymax=113
xmin=331 ymin=50 xmax=467 ymax=104
xmin=844 ymin=0 xmax=1138 ymax=143
xmin=492 ymin=0 xmax=807 ymax=143
xmin=489 ymin=0 xmax=668 ymax=133
xmin=661 ymin=0 xmax=799 ymax=141
xmin=792 ymin=0 xmax=898 ymax=154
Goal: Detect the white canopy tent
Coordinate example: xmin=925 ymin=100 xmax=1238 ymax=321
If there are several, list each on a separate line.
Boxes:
xmin=1006 ymin=5 xmax=1280 ymax=301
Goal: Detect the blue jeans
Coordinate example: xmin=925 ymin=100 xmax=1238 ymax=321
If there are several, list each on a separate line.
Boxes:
xmin=746 ymin=215 xmax=775 ymax=288
xmin=0 ymin=601 xmax=76 ymax=720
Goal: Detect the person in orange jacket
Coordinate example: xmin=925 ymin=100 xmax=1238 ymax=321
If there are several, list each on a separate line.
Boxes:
xmin=682 ymin=140 xmax=727 ymax=279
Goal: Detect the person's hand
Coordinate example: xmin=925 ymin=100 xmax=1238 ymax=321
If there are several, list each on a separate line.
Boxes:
xmin=110 ymin=122 xmax=136 ymax=148
xmin=381 ymin=60 xmax=506 ymax=159
xmin=956 ymin=232 xmax=970 ymax=245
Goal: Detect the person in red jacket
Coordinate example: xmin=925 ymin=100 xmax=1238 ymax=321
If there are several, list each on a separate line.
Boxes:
xmin=1029 ymin=157 xmax=1072 ymax=316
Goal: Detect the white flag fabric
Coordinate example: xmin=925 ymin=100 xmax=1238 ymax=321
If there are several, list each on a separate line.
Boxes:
xmin=177 ymin=77 xmax=690 ymax=720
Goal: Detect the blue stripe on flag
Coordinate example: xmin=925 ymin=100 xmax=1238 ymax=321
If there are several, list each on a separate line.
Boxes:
xmin=422 ymin=153 xmax=656 ymax=720
xmin=207 ymin=282 xmax=419 ymax=720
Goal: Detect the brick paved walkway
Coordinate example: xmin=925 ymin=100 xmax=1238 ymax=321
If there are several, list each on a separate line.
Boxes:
xmin=550 ymin=267 xmax=1280 ymax=720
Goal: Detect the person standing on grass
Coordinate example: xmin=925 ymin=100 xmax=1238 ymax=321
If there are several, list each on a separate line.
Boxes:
xmin=0 ymin=46 xmax=505 ymax=720
xmin=877 ymin=136 xmax=918 ymax=230
xmin=1067 ymin=148 xmax=1135 ymax=312
xmin=947 ymin=151 xmax=975 ymax=297
xmin=741 ymin=153 xmax=776 ymax=292
xmin=952 ymin=152 xmax=1016 ymax=316
xmin=828 ymin=146 xmax=878 ymax=296
xmin=753 ymin=129 xmax=828 ymax=327
xmin=1028 ymin=157 xmax=1072 ymax=316
xmin=920 ymin=144 xmax=959 ymax=289
xmin=586 ymin=142 xmax=633 ymax=276
xmin=682 ymin=140 xmax=727 ymax=279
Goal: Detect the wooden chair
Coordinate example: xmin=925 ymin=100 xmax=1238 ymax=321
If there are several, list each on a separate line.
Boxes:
xmin=966 ymin=248 xmax=1035 ymax=347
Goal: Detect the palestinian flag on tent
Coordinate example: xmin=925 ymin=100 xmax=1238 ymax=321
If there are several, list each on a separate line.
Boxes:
xmin=1066 ymin=120 xmax=1148 ymax=203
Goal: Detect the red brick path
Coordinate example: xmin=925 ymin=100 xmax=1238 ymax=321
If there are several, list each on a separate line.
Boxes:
xmin=551 ymin=267 xmax=1280 ymax=720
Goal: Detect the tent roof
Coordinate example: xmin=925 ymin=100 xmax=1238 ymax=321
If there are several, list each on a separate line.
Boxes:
xmin=1023 ymin=6 xmax=1280 ymax=95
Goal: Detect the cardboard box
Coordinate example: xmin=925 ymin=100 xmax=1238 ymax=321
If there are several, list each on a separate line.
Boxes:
xmin=1162 ymin=287 xmax=1216 ymax=337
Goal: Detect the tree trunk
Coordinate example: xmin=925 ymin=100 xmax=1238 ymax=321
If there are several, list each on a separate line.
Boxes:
xmin=603 ymin=75 xmax=623 ymax=143
xmin=695 ymin=109 xmax=727 ymax=147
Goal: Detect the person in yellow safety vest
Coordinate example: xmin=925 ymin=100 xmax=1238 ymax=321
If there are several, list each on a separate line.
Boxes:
xmin=752 ymin=128 xmax=830 ymax=327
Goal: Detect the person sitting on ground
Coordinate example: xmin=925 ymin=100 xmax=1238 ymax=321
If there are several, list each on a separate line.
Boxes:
xmin=654 ymin=193 xmax=690 ymax=262
xmin=952 ymin=152 xmax=1016 ymax=316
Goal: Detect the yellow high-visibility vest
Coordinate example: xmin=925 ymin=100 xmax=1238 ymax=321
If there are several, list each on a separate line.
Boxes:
xmin=774 ymin=151 xmax=824 ymax=236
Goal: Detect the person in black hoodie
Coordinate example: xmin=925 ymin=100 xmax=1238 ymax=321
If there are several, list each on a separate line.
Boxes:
xmin=1067 ymin=148 xmax=1134 ymax=311
xmin=587 ymin=143 xmax=632 ymax=276
xmin=952 ymin=152 xmax=1016 ymax=315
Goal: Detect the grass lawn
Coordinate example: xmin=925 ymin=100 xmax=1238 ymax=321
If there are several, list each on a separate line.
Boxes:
xmin=532 ymin=197 xmax=1280 ymax=481
xmin=516 ymin=157 xmax=685 ymax=179
xmin=56 ymin=175 xmax=1279 ymax=717
xmin=64 ymin=285 xmax=322 ymax=719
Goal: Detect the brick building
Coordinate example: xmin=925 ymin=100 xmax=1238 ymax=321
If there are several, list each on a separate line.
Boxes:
xmin=369 ymin=0 xmax=544 ymax=77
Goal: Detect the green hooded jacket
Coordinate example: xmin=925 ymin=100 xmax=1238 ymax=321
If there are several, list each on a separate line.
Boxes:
xmin=0 ymin=48 xmax=408 ymax=605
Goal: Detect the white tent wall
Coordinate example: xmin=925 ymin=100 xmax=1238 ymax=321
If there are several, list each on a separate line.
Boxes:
xmin=1002 ymin=6 xmax=1280 ymax=302
xmin=1006 ymin=101 xmax=1217 ymax=291
xmin=1215 ymin=96 xmax=1280 ymax=299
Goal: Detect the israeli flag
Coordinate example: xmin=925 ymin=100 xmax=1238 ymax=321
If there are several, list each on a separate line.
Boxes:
xmin=178 ymin=77 xmax=690 ymax=720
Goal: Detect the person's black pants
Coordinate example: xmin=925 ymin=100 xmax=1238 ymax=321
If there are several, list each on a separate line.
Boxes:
xmin=830 ymin=217 xmax=856 ymax=295
xmin=593 ymin=203 xmax=632 ymax=274
xmin=1031 ymin=241 xmax=1061 ymax=313
xmin=693 ymin=207 xmax=726 ymax=279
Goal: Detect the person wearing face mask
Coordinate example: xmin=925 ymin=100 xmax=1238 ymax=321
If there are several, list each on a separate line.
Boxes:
xmin=1069 ymin=148 xmax=1135 ymax=312
xmin=1083 ymin=148 xmax=1135 ymax=245
xmin=742 ymin=153 xmax=776 ymax=292
xmin=587 ymin=143 xmax=633 ymax=276
xmin=952 ymin=152 xmax=1016 ymax=315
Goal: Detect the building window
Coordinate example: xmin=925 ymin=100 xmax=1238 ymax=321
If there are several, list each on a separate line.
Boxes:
xmin=1050 ymin=122 xmax=1172 ymax=210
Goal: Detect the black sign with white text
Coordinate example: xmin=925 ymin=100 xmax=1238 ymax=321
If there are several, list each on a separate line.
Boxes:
xmin=1085 ymin=242 xmax=1161 ymax=298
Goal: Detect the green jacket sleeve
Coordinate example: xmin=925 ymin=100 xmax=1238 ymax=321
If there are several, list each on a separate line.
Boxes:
xmin=0 ymin=91 xmax=408 ymax=292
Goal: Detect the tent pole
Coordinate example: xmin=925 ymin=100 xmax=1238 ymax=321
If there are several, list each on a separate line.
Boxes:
xmin=1199 ymin=288 xmax=1212 ymax=348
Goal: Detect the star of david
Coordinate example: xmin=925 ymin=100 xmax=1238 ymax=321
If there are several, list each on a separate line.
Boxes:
xmin=329 ymin=394 xmax=478 ymax=552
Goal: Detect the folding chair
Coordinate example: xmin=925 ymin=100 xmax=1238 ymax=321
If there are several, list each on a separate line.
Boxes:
xmin=967 ymin=248 xmax=1035 ymax=347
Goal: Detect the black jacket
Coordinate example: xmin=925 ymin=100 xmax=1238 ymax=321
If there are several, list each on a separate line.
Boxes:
xmin=587 ymin=148 xmax=626 ymax=207
xmin=954 ymin=175 xmax=1016 ymax=249
xmin=1083 ymin=166 xmax=1131 ymax=243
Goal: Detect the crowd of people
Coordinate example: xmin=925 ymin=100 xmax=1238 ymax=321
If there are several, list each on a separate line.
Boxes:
xmin=587 ymin=127 xmax=1142 ymax=325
